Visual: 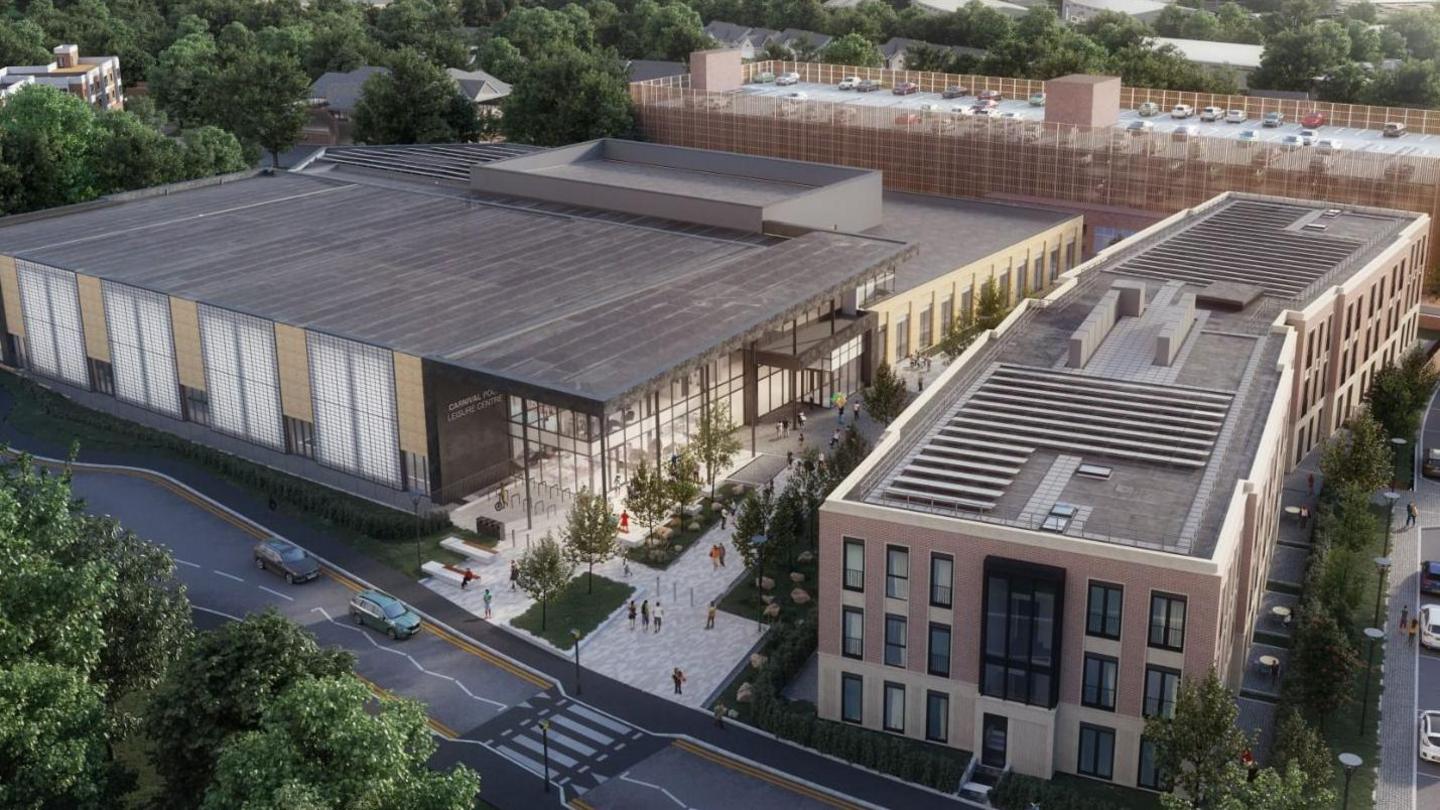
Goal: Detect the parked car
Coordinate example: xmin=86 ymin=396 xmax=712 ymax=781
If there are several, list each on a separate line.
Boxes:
xmin=1126 ymin=120 xmax=1154 ymax=134
xmin=895 ymin=113 xmax=923 ymax=125
xmin=253 ymin=537 xmax=320 ymax=584
xmin=350 ymin=589 xmax=422 ymax=640
xmin=1423 ymin=560 xmax=1440 ymax=596
xmin=1262 ymin=111 xmax=1284 ymax=127
xmin=1200 ymin=106 xmax=1223 ymax=122
xmin=972 ymin=105 xmax=999 ymax=117
xmin=775 ymin=72 xmax=800 ymax=86
xmin=1301 ymin=110 xmax=1327 ymax=128
xmin=1384 ymin=121 xmax=1408 ymax=138
xmin=978 ymin=89 xmax=1002 ymax=101
xmin=1028 ymin=91 xmax=1046 ymax=107
xmin=784 ymin=91 xmax=808 ymax=101
xmin=952 ymin=104 xmax=975 ymax=115
xmin=1279 ymin=133 xmax=1305 ymax=150
xmin=999 ymin=110 xmax=1021 ymax=119
xmin=1237 ymin=129 xmax=1260 ymax=141
xmin=1315 ymin=138 xmax=1343 ymax=153
xmin=1171 ymin=104 xmax=1194 ymax=119
xmin=893 ymin=81 xmax=919 ymax=95
xmin=1298 ymin=128 xmax=1318 ymax=145
xmin=1225 ymin=109 xmax=1246 ymax=124
xmin=754 ymin=71 xmax=775 ymax=84
xmin=855 ymin=79 xmax=881 ymax=92
xmin=1421 ymin=711 xmax=1440 ymax=764
xmin=942 ymin=85 xmax=969 ymax=99
xmin=838 ymin=76 xmax=861 ymax=90
xmin=1424 ymin=448 xmax=1440 ymax=478
xmin=1420 ymin=605 xmax=1440 ymax=650
xmin=919 ymin=102 xmax=943 ymax=113
xmin=1172 ymin=124 xmax=1199 ymax=140
xmin=1137 ymin=101 xmax=1160 ymax=117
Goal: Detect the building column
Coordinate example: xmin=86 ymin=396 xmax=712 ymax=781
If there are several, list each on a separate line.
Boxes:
xmin=521 ymin=397 xmax=533 ymax=531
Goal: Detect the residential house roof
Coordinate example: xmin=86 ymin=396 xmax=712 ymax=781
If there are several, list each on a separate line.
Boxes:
xmin=310 ymin=66 xmax=389 ymax=114
xmin=446 ymin=67 xmax=511 ymax=103
xmin=1151 ymin=37 xmax=1264 ymax=71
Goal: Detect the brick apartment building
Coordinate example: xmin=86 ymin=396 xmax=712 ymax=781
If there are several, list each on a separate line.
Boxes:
xmin=816 ymin=192 xmax=1427 ymax=789
xmin=0 ymin=44 xmax=123 ymax=110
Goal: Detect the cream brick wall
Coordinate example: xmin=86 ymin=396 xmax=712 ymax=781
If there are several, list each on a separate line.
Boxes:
xmin=169 ymin=297 xmax=205 ymax=391
xmin=0 ymin=255 xmax=22 ymax=338
xmin=74 ymin=274 xmax=109 ymax=362
xmin=274 ymin=323 xmax=313 ymax=423
xmin=393 ymin=352 xmax=427 ymax=457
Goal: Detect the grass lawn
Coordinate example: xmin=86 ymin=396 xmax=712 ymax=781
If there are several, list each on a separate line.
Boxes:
xmin=511 ymin=573 xmax=633 ymax=649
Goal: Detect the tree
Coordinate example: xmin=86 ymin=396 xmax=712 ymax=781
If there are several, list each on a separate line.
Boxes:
xmin=1285 ymin=609 xmax=1360 ymax=726
xmin=515 ymin=533 xmax=574 ymax=631
xmin=354 ymin=47 xmax=478 ymax=145
xmin=0 ymin=85 xmax=99 ymax=214
xmin=830 ymin=424 xmax=871 ymax=479
xmin=212 ymin=48 xmax=311 ymax=167
xmin=91 ymin=109 xmax=183 ymax=194
xmin=1160 ymin=760 xmax=1334 ymax=810
xmin=561 ymin=489 xmax=618 ymax=593
xmin=865 ymin=363 xmax=907 ymax=424
xmin=667 ymin=447 xmax=703 ymax=523
xmin=150 ymin=31 xmax=220 ymax=130
xmin=768 ymin=480 xmax=806 ymax=567
xmin=820 ymin=32 xmax=882 ymax=67
xmin=178 ymin=126 xmax=249 ymax=179
xmin=1250 ymin=22 xmax=1353 ymax=91
xmin=372 ymin=0 xmax=470 ymax=67
xmin=145 ymin=609 xmax=354 ymax=808
xmin=901 ymin=42 xmax=953 ymax=72
xmin=937 ymin=307 xmax=981 ymax=361
xmin=625 ymin=459 xmax=672 ymax=545
xmin=0 ymin=19 xmax=53 ymax=67
xmin=499 ymin=46 xmax=634 ymax=146
xmin=0 ymin=662 xmax=110 ymax=810
xmin=633 ymin=0 xmax=714 ymax=61
xmin=1316 ymin=482 xmax=1381 ymax=552
xmin=1270 ymin=707 xmax=1334 ymax=788
xmin=1366 ymin=58 xmax=1440 ymax=108
xmin=1144 ymin=670 xmax=1250 ymax=808
xmin=975 ymin=277 xmax=1010 ymax=329
xmin=1319 ymin=409 xmax=1393 ymax=493
xmin=693 ymin=401 xmax=742 ymax=499
xmin=731 ymin=487 xmax=774 ymax=581
xmin=202 ymin=676 xmax=480 ymax=809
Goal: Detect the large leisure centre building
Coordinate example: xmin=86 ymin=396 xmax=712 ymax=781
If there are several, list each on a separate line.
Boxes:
xmin=0 ymin=139 xmax=1079 ymax=523
xmin=819 ymin=192 xmax=1428 ymax=787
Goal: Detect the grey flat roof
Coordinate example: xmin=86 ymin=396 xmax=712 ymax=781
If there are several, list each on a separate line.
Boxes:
xmin=871 ymin=192 xmax=1077 ymax=291
xmin=531 ymin=158 xmax=817 ymax=206
xmin=855 ymin=194 xmax=1419 ymax=557
xmin=0 ymin=170 xmax=909 ymax=408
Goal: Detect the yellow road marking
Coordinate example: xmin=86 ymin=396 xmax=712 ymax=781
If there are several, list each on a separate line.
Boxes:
xmin=353 ymin=673 xmax=459 ymax=739
xmin=568 ymin=798 xmax=596 ymax=810
xmin=424 ymin=623 xmax=553 ymax=690
xmin=671 ymin=739 xmax=865 ymax=810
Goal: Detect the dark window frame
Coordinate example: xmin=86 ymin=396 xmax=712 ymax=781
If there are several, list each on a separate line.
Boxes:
xmin=1148 ymin=592 xmax=1187 ymax=652
xmin=882 ymin=681 xmax=906 ymax=733
xmin=842 ymin=606 xmax=864 ymax=660
xmin=886 ymin=545 xmax=910 ymax=600
xmin=1086 ymin=582 xmax=1123 ymax=640
xmin=930 ymin=553 xmax=954 ymax=608
xmin=925 ymin=690 xmax=949 ymax=743
xmin=1137 ymin=737 xmax=1171 ymax=791
xmin=884 ymin=613 xmax=907 ymax=668
xmin=843 ymin=537 xmax=865 ymax=592
xmin=1081 ymin=653 xmax=1118 ymax=711
xmin=979 ymin=557 xmax=1066 ymax=708
xmin=1143 ymin=665 xmax=1182 ymax=719
xmin=841 ymin=672 xmax=863 ymax=724
xmin=928 ymin=622 xmax=952 ymax=677
xmin=1077 ymin=723 xmax=1116 ymax=781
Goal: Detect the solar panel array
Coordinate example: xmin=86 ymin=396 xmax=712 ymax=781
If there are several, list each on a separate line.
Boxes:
xmin=320 ymin=143 xmax=543 ymax=181
xmin=882 ymin=364 xmax=1232 ymax=512
xmin=1109 ymin=200 xmax=1362 ymax=297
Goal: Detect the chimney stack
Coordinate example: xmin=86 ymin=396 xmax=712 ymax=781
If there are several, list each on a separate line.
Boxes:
xmin=53 ymin=44 xmax=78 ymax=68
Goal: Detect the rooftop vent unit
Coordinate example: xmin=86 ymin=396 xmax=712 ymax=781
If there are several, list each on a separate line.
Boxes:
xmin=1322 ymin=208 xmax=1342 ymax=218
xmin=1076 ymin=463 xmax=1112 ymax=480
xmin=1302 ymin=222 xmax=1328 ymax=232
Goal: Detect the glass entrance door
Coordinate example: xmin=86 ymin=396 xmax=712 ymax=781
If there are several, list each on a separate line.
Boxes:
xmin=981 ymin=713 xmax=1008 ymax=768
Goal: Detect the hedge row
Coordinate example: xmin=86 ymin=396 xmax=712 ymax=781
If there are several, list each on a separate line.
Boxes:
xmin=13 ymin=376 xmax=450 ymax=540
xmin=990 ymin=772 xmax=1128 ymax=810
xmin=745 ymin=617 xmax=968 ymax=793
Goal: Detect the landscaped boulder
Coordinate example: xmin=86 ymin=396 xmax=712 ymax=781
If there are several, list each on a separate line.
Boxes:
xmin=759 ymin=576 xmax=775 ymax=591
xmin=763 ymin=602 xmax=781 ymax=619
xmin=737 ymin=682 xmax=754 ymax=703
xmin=653 ymin=526 xmax=673 ymax=541
xmin=686 ymin=521 xmax=700 ymax=531
xmin=750 ymin=653 xmax=767 ymax=669
xmin=760 ymin=594 xmax=775 ymax=605
xmin=797 ymin=550 xmax=814 ymax=563
xmin=789 ymin=571 xmax=805 ymax=583
xmin=791 ymin=588 xmax=810 ymax=605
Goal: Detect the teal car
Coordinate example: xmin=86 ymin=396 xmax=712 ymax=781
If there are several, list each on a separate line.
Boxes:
xmin=349 ymin=589 xmax=421 ymax=640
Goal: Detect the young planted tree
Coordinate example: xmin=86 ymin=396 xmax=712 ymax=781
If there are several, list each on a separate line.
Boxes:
xmin=561 ymin=489 xmax=618 ymax=594
xmin=830 ymin=425 xmax=871 ymax=480
xmin=768 ymin=480 xmax=806 ymax=567
xmin=1317 ymin=482 xmax=1382 ymax=552
xmin=865 ymin=363 xmax=907 ymax=424
xmin=693 ymin=401 xmax=742 ymax=499
xmin=1144 ymin=669 xmax=1250 ymax=808
xmin=937 ymin=308 xmax=981 ymax=362
xmin=974 ymin=276 xmax=1011 ymax=330
xmin=515 ymin=533 xmax=574 ymax=631
xmin=1285 ymin=609 xmax=1360 ymax=729
xmin=731 ymin=488 xmax=774 ymax=584
xmin=625 ymin=459 xmax=672 ymax=546
xmin=1270 ymin=706 xmax=1335 ymax=788
xmin=667 ymin=448 xmax=702 ymax=525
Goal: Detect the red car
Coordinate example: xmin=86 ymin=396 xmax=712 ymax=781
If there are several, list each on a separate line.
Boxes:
xmin=895 ymin=113 xmax=923 ymax=126
xmin=893 ymin=81 xmax=919 ymax=95
xmin=978 ymin=89 xmax=1002 ymax=102
xmin=1301 ymin=110 xmax=1327 ymax=128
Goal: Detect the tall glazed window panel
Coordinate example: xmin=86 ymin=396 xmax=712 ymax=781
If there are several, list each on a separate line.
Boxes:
xmin=306 ymin=331 xmax=400 ymax=487
xmin=16 ymin=261 xmax=88 ymax=388
xmin=198 ymin=305 xmax=284 ymax=450
xmin=102 ymin=282 xmax=181 ymax=417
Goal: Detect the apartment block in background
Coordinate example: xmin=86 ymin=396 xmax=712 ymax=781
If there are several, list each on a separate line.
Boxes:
xmin=817 ymin=193 xmax=1427 ymax=790
xmin=0 ymin=45 xmax=122 ymax=110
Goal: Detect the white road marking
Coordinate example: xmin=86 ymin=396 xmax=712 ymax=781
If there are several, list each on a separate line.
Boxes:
xmin=618 ymin=771 xmax=693 ymax=809
xmin=213 ymin=569 xmax=244 ymax=583
xmin=193 ymin=604 xmax=243 ymax=621
xmin=174 ymin=557 xmax=201 ymax=568
xmin=259 ymin=585 xmax=294 ymax=602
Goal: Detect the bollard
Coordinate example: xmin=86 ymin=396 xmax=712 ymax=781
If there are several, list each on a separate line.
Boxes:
xmin=690 ymin=586 xmax=694 ymax=607
xmin=656 ymin=575 xmax=661 ymax=596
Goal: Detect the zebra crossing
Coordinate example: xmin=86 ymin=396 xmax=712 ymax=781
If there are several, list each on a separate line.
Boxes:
xmin=480 ymin=689 xmax=663 ymax=796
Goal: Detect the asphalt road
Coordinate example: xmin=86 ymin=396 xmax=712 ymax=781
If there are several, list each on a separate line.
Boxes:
xmin=65 ymin=468 xmax=903 ymax=810
xmin=1413 ymin=395 xmax=1440 ymax=808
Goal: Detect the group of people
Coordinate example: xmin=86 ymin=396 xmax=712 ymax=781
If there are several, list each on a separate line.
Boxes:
xmin=773 ymin=411 xmax=807 ymax=440
xmin=708 ymin=542 xmax=728 ymax=569
xmin=627 ymin=599 xmax=665 ymax=632
xmin=1400 ymin=604 xmax=1422 ymax=643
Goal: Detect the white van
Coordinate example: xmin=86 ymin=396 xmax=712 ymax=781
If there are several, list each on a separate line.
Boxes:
xmin=1199 ymin=106 xmax=1223 ymax=121
xmin=1171 ymin=104 xmax=1194 ymax=119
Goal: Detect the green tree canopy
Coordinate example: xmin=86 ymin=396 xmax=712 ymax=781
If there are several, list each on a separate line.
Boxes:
xmin=0 ymin=662 xmax=110 ymax=810
xmin=561 ymin=489 xmax=619 ymax=593
xmin=210 ymin=47 xmax=310 ymax=167
xmin=515 ymin=533 xmax=574 ymax=631
xmin=1320 ymin=408 xmax=1394 ymax=493
xmin=354 ymin=47 xmax=478 ymax=144
xmin=693 ymin=401 xmax=742 ymax=498
xmin=625 ymin=458 xmax=672 ymax=543
xmin=498 ymin=46 xmax=634 ymax=146
xmin=864 ymin=363 xmax=907 ymax=424
xmin=1285 ymin=608 xmax=1360 ymax=725
xmin=202 ymin=676 xmax=480 ymax=810
xmin=819 ymin=32 xmax=882 ymax=67
xmin=1144 ymin=670 xmax=1250 ymax=807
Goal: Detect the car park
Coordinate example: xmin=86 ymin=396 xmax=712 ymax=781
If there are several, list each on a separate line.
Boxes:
xmin=253 ymin=537 xmax=320 ymax=584
xmin=1421 ymin=605 xmax=1440 ymax=650
xmin=893 ymin=81 xmax=919 ymax=95
xmin=838 ymin=76 xmax=861 ymax=90
xmin=1171 ymin=104 xmax=1194 ymax=119
xmin=1424 ymin=561 xmax=1440 ymax=596
xmin=1421 ymin=711 xmax=1440 ymax=764
xmin=1225 ymin=109 xmax=1246 ymax=123
xmin=999 ymin=110 xmax=1021 ymax=119
xmin=1029 ymin=91 xmax=1046 ymax=106
xmin=1315 ymin=138 xmax=1343 ymax=153
xmin=1137 ymin=101 xmax=1160 ymax=117
xmin=951 ymin=105 xmax=974 ymax=115
xmin=978 ymin=89 xmax=1002 ymax=102
xmin=350 ymin=589 xmax=422 ymax=640
xmin=1262 ymin=111 xmax=1284 ymax=127
xmin=1172 ymin=124 xmax=1199 ymax=140
xmin=942 ymin=85 xmax=969 ymax=99
xmin=856 ymin=79 xmax=881 ymax=92
xmin=1237 ymin=129 xmax=1259 ymax=141
xmin=1424 ymin=448 xmax=1440 ymax=478
xmin=1298 ymin=129 xmax=1317 ymax=145
xmin=1384 ymin=121 xmax=1407 ymax=137
xmin=1301 ymin=110 xmax=1327 ymax=128
xmin=919 ymin=103 xmax=943 ymax=113
xmin=1200 ymin=106 xmax=1223 ymax=122
xmin=972 ymin=107 xmax=998 ymax=117
xmin=1126 ymin=120 xmax=1154 ymax=134
xmin=775 ymin=72 xmax=800 ymax=86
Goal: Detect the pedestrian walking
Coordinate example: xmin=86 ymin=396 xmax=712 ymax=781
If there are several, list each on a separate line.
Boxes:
xmin=718 ymin=544 xmax=726 ymax=566
xmin=482 ymin=588 xmax=493 ymax=619
xmin=852 ymin=400 xmax=860 ymax=421
xmin=672 ymin=667 xmax=687 ymax=695
xmin=1401 ymin=604 xmax=1411 ymax=635
xmin=709 ymin=544 xmax=720 ymax=570
xmin=1298 ymin=505 xmax=1309 ymax=527
xmin=654 ymin=602 xmax=664 ymax=632
xmin=797 ymin=432 xmax=805 ymax=450
xmin=628 ymin=600 xmax=638 ymax=630
xmin=623 ymin=557 xmax=631 ymax=577
xmin=1268 ymin=658 xmax=1280 ymax=684
xmin=1410 ymin=617 xmax=1420 ymax=645
xmin=774 ymin=421 xmax=782 ymax=440
xmin=786 ymin=449 xmax=794 ymax=467
xmin=1407 ymin=501 xmax=1419 ymax=528
xmin=641 ymin=599 xmax=651 ymax=630
xmin=781 ymin=419 xmax=789 ymax=438
xmin=830 ymin=428 xmax=840 ymax=449
xmin=798 ymin=411 xmax=806 ymax=429
xmin=918 ymin=375 xmax=925 ymax=392
xmin=509 ymin=560 xmax=518 ymax=591
xmin=461 ymin=568 xmax=476 ymax=590
xmin=713 ymin=701 xmax=727 ymax=728
xmin=720 ymin=508 xmax=728 ymax=530
xmin=706 ymin=601 xmax=717 ymax=629
xmin=619 ymin=510 xmax=630 ymax=533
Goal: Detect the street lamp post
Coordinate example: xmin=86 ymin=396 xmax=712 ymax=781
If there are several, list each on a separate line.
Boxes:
xmin=570 ymin=629 xmax=582 ymax=695
xmin=540 ymin=719 xmax=551 ymax=793
xmin=1372 ymin=556 xmax=1392 ymax=629
xmin=1383 ymin=491 xmax=1401 ymax=557
xmin=411 ymin=495 xmax=422 ymax=576
xmin=1358 ymin=627 xmax=1384 ymax=736
xmin=1338 ymin=752 xmax=1362 ymax=810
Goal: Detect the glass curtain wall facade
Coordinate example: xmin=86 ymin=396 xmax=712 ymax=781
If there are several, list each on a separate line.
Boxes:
xmin=102 ymin=281 xmax=182 ymax=418
xmin=198 ymin=304 xmax=285 ymax=451
xmin=306 ymin=331 xmax=402 ymax=488
xmin=16 ymin=260 xmax=88 ymax=388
